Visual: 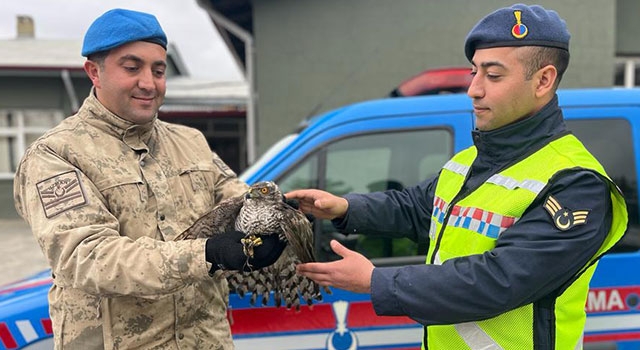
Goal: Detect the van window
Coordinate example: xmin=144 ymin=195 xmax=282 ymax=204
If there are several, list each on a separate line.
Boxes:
xmin=324 ymin=130 xmax=450 ymax=195
xmin=566 ymin=118 xmax=639 ymax=252
xmin=278 ymin=154 xmax=319 ymax=192
xmin=278 ymin=128 xmax=452 ymax=262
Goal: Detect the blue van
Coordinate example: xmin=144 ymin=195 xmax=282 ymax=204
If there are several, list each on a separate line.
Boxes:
xmin=2 ymin=88 xmax=640 ymax=349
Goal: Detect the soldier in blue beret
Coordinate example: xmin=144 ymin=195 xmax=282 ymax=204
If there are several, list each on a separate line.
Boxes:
xmin=291 ymin=3 xmax=626 ymax=349
xmin=14 ymin=8 xmax=286 ymax=349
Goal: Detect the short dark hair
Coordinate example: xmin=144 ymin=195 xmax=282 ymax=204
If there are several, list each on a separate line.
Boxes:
xmin=520 ymin=46 xmax=570 ymax=89
xmin=87 ymin=50 xmax=110 ymax=69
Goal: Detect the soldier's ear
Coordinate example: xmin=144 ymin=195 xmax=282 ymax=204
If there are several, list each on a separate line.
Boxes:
xmin=84 ymin=60 xmax=102 ymax=88
xmin=534 ymin=64 xmax=557 ymax=97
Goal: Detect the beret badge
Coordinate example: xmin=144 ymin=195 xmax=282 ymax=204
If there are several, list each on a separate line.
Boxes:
xmin=511 ymin=10 xmax=528 ymax=39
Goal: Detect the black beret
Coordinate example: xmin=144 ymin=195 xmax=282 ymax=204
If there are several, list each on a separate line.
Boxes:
xmin=82 ymin=8 xmax=167 ymax=57
xmin=464 ymin=4 xmax=570 ymax=61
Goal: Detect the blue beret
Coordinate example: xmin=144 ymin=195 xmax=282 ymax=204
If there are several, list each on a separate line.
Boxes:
xmin=464 ymin=4 xmax=570 ymax=61
xmin=82 ymin=8 xmax=167 ymax=57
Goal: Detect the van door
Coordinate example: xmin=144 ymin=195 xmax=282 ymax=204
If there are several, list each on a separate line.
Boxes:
xmin=563 ymin=107 xmax=640 ymax=252
xmin=274 ymin=111 xmax=473 ymax=264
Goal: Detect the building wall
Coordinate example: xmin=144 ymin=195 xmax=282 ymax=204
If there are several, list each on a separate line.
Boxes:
xmin=252 ymin=0 xmax=615 ymax=155
xmin=616 ymin=0 xmax=640 ymax=56
xmin=0 ymin=74 xmax=91 ymax=113
xmin=0 ymin=75 xmax=92 ymax=219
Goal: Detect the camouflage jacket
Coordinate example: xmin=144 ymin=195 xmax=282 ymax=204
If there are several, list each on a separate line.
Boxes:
xmin=13 ymin=91 xmax=248 ymax=349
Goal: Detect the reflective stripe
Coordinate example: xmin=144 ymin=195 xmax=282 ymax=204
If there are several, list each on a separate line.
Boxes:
xmin=575 ymin=335 xmax=583 ymax=350
xmin=443 ymin=160 xmax=470 ymax=176
xmin=429 ymin=219 xmax=437 ymax=240
xmin=445 ymin=160 xmax=546 ymax=195
xmin=433 ymin=251 xmax=442 ymax=265
xmin=430 ymin=197 xmax=447 ymax=239
xmin=432 ymin=196 xmax=516 ymax=239
xmin=454 ymin=322 xmax=503 ymax=350
xmin=486 ymin=174 xmax=546 ymax=194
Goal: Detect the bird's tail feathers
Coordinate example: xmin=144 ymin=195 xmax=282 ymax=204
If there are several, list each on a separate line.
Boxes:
xmin=226 ymin=259 xmax=331 ymax=311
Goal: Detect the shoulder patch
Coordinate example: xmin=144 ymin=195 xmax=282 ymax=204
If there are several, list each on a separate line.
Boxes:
xmin=37 ymin=170 xmax=88 ymax=218
xmin=544 ymin=195 xmax=589 ymax=231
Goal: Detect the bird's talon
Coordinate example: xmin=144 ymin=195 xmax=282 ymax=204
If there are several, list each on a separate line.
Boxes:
xmin=241 ymin=235 xmax=264 ymax=258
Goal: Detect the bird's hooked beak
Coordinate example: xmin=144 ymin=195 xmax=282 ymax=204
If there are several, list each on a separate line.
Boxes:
xmin=245 ymin=188 xmax=258 ymax=199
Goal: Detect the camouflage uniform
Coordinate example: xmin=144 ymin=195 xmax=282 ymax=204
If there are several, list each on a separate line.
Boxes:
xmin=14 ymin=90 xmax=248 ymax=349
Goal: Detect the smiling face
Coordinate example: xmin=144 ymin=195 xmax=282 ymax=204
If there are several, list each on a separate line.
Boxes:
xmin=467 ymin=46 xmax=554 ymax=131
xmin=84 ymin=41 xmax=167 ymax=124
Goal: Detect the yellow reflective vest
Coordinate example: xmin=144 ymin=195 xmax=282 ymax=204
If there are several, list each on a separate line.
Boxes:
xmin=424 ymin=134 xmax=627 ymax=349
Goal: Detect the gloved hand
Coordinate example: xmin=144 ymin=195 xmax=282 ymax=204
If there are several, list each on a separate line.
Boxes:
xmin=205 ymin=231 xmax=287 ymax=274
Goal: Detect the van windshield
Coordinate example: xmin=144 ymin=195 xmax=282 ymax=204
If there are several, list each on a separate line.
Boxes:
xmin=239 ymin=134 xmax=298 ymax=182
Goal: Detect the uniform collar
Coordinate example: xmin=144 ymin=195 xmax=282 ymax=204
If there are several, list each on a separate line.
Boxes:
xmin=79 ymin=87 xmax=157 ymax=152
xmin=471 ymin=94 xmax=567 ymax=163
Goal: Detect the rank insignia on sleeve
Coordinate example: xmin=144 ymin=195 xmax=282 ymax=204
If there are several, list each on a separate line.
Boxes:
xmin=37 ymin=170 xmax=88 ymax=218
xmin=544 ymin=195 xmax=589 ymax=231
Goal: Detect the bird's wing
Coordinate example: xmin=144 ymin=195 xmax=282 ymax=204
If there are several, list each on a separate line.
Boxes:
xmin=174 ymin=195 xmax=244 ymax=240
xmin=277 ymin=203 xmax=315 ymax=263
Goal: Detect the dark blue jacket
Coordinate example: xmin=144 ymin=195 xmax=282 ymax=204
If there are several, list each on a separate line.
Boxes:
xmin=335 ymin=95 xmax=612 ymax=329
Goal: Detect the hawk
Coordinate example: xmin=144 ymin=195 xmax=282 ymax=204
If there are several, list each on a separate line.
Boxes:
xmin=175 ymin=181 xmax=329 ymax=310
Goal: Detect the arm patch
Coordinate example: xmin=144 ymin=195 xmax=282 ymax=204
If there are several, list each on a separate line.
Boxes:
xmin=544 ymin=195 xmax=590 ymax=231
xmin=37 ymin=170 xmax=88 ymax=218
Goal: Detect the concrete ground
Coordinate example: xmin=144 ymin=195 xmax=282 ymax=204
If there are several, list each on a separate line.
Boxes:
xmin=0 ymin=219 xmax=49 ymax=286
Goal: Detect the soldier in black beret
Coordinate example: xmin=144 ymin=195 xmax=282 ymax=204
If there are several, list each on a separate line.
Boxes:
xmin=291 ymin=4 xmax=627 ymax=349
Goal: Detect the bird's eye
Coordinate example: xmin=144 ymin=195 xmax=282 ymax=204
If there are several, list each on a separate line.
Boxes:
xmin=260 ymin=187 xmax=269 ymax=194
